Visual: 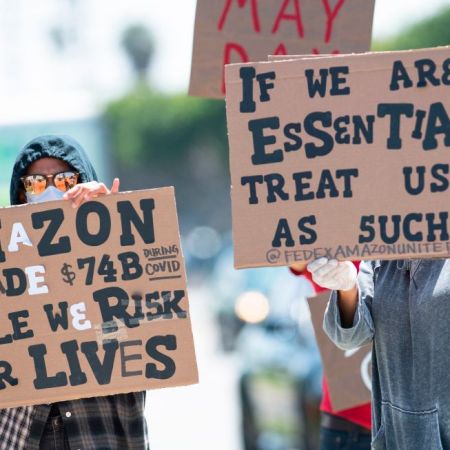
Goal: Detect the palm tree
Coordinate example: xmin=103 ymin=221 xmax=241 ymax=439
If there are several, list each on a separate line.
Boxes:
xmin=121 ymin=25 xmax=154 ymax=83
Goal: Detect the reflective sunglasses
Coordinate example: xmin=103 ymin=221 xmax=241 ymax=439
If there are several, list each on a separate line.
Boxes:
xmin=21 ymin=171 xmax=79 ymax=195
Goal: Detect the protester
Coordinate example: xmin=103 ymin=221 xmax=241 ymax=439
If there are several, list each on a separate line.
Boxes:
xmin=3 ymin=135 xmax=149 ymax=450
xmin=290 ymin=262 xmax=371 ymax=450
xmin=308 ymin=257 xmax=450 ymax=449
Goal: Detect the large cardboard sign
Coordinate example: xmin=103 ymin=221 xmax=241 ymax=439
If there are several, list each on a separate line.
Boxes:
xmin=308 ymin=293 xmax=371 ymax=411
xmin=268 ymin=54 xmax=333 ymax=61
xmin=0 ymin=188 xmax=198 ymax=409
xmin=225 ymin=46 xmax=450 ymax=268
xmin=189 ymin=0 xmax=375 ymax=98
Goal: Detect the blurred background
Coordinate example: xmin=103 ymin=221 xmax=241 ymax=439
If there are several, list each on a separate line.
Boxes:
xmin=0 ymin=1 xmax=449 ymax=449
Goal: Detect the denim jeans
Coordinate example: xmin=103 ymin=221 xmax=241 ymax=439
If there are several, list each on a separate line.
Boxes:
xmin=319 ymin=427 xmax=371 ymax=450
xmin=39 ymin=415 xmax=70 ymax=450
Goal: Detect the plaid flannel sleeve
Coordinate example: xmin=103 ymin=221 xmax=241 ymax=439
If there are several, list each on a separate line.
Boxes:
xmin=0 ymin=406 xmax=35 ymax=450
xmin=27 ymin=392 xmax=149 ymax=450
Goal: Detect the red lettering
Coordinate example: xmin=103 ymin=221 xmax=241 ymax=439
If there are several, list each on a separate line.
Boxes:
xmin=221 ymin=42 xmax=249 ymax=94
xmin=218 ymin=0 xmax=261 ymax=32
xmin=272 ymin=0 xmax=304 ymax=38
xmin=312 ymin=48 xmax=341 ymax=55
xmin=274 ymin=43 xmax=288 ymax=55
xmin=322 ymin=0 xmax=346 ymax=43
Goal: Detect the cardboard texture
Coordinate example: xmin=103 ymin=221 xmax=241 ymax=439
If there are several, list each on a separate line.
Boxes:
xmin=189 ymin=0 xmax=375 ymax=98
xmin=308 ymin=292 xmax=371 ymax=411
xmin=268 ymin=54 xmax=333 ymax=61
xmin=225 ymin=46 xmax=450 ymax=268
xmin=0 ymin=188 xmax=198 ymax=409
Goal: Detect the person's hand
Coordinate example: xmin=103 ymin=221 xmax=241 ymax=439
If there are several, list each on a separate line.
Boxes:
xmin=63 ymin=178 xmax=120 ymax=208
xmin=307 ymin=257 xmax=357 ymax=291
xmin=289 ymin=262 xmax=308 ymax=273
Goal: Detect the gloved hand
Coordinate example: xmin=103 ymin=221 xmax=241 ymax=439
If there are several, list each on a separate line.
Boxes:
xmin=307 ymin=258 xmax=357 ymax=291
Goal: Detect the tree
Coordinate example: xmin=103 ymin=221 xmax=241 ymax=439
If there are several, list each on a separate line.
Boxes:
xmin=121 ymin=25 xmax=154 ymax=81
xmin=373 ymin=6 xmax=450 ymax=50
xmin=104 ymin=85 xmax=227 ymax=168
xmin=103 ymin=86 xmax=230 ymax=231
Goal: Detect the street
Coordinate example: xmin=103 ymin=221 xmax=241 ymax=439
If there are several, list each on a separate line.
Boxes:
xmin=146 ymin=285 xmax=243 ymax=450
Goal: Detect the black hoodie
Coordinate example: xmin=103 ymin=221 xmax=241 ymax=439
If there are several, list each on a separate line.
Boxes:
xmin=10 ymin=135 xmax=98 ymax=206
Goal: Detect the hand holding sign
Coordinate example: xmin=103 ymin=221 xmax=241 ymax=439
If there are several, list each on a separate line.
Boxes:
xmin=0 ymin=188 xmax=198 ymax=409
xmin=307 ymin=258 xmax=357 ymax=291
xmin=61 ymin=173 xmax=120 ymax=287
xmin=64 ymin=178 xmax=120 ymax=208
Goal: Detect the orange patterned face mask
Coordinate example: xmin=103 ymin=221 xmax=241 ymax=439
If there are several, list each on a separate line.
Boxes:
xmin=21 ymin=171 xmax=79 ymax=195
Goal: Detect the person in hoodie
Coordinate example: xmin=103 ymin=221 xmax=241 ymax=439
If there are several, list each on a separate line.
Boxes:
xmin=3 ymin=135 xmax=149 ymax=450
xmin=308 ymin=257 xmax=450 ymax=450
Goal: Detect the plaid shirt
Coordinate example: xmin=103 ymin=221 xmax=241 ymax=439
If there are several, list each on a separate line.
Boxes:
xmin=0 ymin=392 xmax=149 ymax=450
xmin=0 ymin=406 xmax=34 ymax=450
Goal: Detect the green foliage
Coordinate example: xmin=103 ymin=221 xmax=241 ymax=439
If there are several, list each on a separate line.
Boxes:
xmin=103 ymin=85 xmax=228 ymax=170
xmin=373 ymin=6 xmax=450 ymax=50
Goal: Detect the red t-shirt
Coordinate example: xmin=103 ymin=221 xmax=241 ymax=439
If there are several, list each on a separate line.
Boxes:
xmin=291 ymin=262 xmax=371 ymax=430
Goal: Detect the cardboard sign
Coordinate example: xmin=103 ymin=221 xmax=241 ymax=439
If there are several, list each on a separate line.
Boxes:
xmin=308 ymin=292 xmax=371 ymax=411
xmin=189 ymin=0 xmax=375 ymax=98
xmin=268 ymin=54 xmax=333 ymax=61
xmin=0 ymin=188 xmax=198 ymax=409
xmin=225 ymin=46 xmax=450 ymax=268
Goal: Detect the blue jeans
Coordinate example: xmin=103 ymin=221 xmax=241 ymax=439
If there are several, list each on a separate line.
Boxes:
xmin=319 ymin=427 xmax=371 ymax=450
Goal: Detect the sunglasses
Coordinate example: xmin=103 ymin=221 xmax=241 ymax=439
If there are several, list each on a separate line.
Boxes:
xmin=21 ymin=171 xmax=79 ymax=195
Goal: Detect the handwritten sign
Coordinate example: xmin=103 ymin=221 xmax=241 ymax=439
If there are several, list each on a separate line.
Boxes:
xmin=0 ymin=188 xmax=198 ymax=408
xmin=189 ymin=0 xmax=375 ymax=98
xmin=225 ymin=46 xmax=450 ymax=268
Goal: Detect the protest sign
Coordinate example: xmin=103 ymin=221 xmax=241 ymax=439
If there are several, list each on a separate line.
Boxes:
xmin=0 ymin=188 xmax=198 ymax=409
xmin=189 ymin=0 xmax=375 ymax=98
xmin=308 ymin=292 xmax=371 ymax=411
xmin=225 ymin=46 xmax=450 ymax=268
xmin=268 ymin=54 xmax=333 ymax=61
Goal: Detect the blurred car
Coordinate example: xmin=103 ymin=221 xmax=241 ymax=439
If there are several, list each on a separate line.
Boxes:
xmin=210 ymin=245 xmax=322 ymax=450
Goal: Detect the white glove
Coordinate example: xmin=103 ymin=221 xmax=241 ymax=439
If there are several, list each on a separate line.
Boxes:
xmin=307 ymin=258 xmax=357 ymax=291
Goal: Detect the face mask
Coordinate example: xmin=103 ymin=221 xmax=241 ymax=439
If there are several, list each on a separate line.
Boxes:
xmin=26 ymin=186 xmax=65 ymax=204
